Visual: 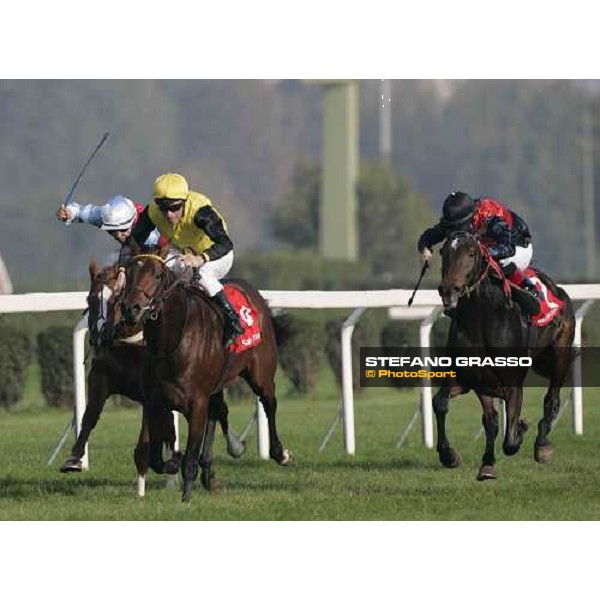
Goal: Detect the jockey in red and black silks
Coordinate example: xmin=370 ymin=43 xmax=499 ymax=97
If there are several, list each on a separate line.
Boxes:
xmin=418 ymin=191 xmax=540 ymax=314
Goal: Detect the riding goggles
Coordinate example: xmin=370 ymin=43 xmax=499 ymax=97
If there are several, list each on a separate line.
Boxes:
xmin=156 ymin=198 xmax=185 ymax=213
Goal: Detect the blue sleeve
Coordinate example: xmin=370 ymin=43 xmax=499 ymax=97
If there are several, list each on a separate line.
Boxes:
xmin=487 ymin=217 xmax=515 ymax=259
xmin=68 ymin=202 xmax=103 ymax=228
xmin=144 ymin=229 xmax=161 ymax=249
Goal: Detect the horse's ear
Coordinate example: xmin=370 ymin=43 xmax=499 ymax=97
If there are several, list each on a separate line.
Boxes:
xmin=119 ymin=237 xmax=139 ymax=264
xmin=89 ymin=258 xmax=97 ymax=279
xmin=158 ymin=244 xmax=169 ymax=259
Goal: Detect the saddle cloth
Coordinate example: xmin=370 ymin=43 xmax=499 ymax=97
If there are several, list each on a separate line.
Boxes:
xmin=522 ymin=268 xmax=565 ymax=327
xmin=224 ymin=284 xmax=263 ymax=353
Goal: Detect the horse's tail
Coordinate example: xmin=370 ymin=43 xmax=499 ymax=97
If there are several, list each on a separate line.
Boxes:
xmin=534 ymin=269 xmax=570 ymax=301
xmin=270 ymin=311 xmax=293 ymax=347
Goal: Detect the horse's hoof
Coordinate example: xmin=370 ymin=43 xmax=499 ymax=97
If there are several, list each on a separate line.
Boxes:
xmin=534 ymin=443 xmax=553 ymax=463
xmin=200 ymin=469 xmax=214 ymax=491
xmin=181 ymin=481 xmax=194 ymax=502
xmin=476 ymin=465 xmax=497 ymax=481
xmin=227 ymin=439 xmax=247 ymax=459
xmin=60 ymin=457 xmax=83 ymax=473
xmin=502 ymin=442 xmax=521 ymax=456
xmin=278 ymin=449 xmax=294 ymax=466
xmin=439 ymin=448 xmax=462 ymax=469
xmin=164 ymin=458 xmax=180 ymax=475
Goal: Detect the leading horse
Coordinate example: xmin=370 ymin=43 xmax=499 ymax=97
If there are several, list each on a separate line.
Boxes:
xmin=117 ymin=243 xmax=292 ymax=501
xmin=60 ymin=260 xmax=245 ymax=496
xmin=433 ymin=231 xmax=575 ymax=480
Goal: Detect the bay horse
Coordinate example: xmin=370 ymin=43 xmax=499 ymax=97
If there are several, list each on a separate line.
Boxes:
xmin=60 ymin=260 xmax=246 ymax=496
xmin=433 ymin=231 xmax=575 ymax=480
xmin=117 ymin=243 xmax=292 ymax=501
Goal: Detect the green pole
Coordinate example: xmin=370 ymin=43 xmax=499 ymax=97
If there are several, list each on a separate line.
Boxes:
xmin=320 ymin=80 xmax=359 ymax=261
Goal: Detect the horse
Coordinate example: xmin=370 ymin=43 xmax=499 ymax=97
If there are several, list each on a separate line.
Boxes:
xmin=60 ymin=259 xmax=246 ymax=497
xmin=117 ymin=242 xmax=292 ymax=501
xmin=433 ymin=231 xmax=575 ymax=480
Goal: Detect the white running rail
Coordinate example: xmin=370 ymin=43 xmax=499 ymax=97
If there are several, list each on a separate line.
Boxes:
xmin=1 ymin=285 xmax=598 ymax=468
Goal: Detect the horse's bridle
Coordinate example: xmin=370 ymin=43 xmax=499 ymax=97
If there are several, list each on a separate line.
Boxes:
xmin=442 ymin=231 xmax=493 ymax=301
xmin=119 ymin=254 xmax=174 ymax=323
xmin=88 ymin=268 xmax=119 ymax=349
xmin=118 ymin=253 xmax=190 ymax=359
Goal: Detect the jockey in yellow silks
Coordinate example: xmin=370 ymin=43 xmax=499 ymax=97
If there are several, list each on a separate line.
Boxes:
xmin=132 ymin=172 xmax=244 ymax=346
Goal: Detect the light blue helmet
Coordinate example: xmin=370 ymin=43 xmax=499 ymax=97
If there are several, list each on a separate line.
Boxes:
xmin=100 ymin=195 xmax=137 ymax=230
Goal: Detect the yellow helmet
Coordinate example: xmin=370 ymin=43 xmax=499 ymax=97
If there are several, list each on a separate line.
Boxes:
xmin=153 ymin=173 xmax=189 ymax=200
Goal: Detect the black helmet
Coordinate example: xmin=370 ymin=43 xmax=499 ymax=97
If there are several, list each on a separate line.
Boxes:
xmin=441 ymin=191 xmax=475 ymax=228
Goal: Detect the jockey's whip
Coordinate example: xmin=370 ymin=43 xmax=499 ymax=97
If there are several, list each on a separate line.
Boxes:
xmin=408 ymin=261 xmax=429 ymax=307
xmin=64 ymin=132 xmax=110 ymax=206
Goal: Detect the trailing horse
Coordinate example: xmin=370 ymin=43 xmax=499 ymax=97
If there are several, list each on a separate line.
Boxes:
xmin=117 ymin=243 xmax=293 ymax=501
xmin=433 ymin=231 xmax=575 ymax=480
xmin=60 ymin=260 xmax=245 ymax=497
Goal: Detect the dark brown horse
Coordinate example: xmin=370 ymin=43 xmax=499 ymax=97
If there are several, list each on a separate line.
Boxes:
xmin=433 ymin=231 xmax=575 ymax=480
xmin=117 ymin=244 xmax=292 ymax=501
xmin=60 ymin=260 xmax=245 ymax=497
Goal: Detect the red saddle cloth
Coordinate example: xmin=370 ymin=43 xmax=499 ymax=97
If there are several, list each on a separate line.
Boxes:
xmin=522 ymin=268 xmax=565 ymax=327
xmin=224 ymin=284 xmax=263 ymax=353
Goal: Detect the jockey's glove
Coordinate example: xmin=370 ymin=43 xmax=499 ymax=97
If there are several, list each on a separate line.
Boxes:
xmin=420 ymin=248 xmax=433 ymax=264
xmin=182 ymin=254 xmax=206 ymax=269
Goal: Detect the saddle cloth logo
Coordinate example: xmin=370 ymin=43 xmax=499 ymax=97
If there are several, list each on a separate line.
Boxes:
xmin=223 ymin=284 xmax=263 ymax=353
xmin=524 ymin=270 xmax=565 ymax=327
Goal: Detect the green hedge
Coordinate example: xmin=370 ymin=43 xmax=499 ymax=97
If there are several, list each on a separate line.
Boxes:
xmin=324 ymin=316 xmax=380 ymax=394
xmin=232 ymin=250 xmax=374 ymax=291
xmin=275 ymin=313 xmax=326 ymax=395
xmin=0 ymin=325 xmax=33 ymax=407
xmin=381 ymin=317 xmax=450 ymax=349
xmin=37 ymin=326 xmax=74 ymax=408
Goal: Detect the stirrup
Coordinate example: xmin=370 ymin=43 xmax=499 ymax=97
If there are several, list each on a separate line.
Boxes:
xmin=521 ymin=278 xmax=541 ymax=298
xmin=512 ymin=287 xmax=541 ymax=316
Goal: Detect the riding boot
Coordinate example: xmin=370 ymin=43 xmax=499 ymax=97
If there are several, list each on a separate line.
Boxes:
xmin=511 ymin=285 xmax=541 ymax=317
xmin=214 ymin=290 xmax=245 ymax=347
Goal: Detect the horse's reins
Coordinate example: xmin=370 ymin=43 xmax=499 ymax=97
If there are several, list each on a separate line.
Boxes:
xmin=446 ymin=233 xmax=511 ymax=302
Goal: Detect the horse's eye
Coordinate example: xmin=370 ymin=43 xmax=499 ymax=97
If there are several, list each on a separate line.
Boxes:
xmin=468 ymin=252 xmax=475 ymax=258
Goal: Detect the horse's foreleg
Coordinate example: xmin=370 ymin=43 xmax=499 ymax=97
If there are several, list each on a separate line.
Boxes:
xmin=61 ymin=367 xmax=110 ymax=473
xmin=200 ymin=410 xmax=218 ymax=491
xmin=162 ymin=411 xmax=181 ymax=487
xmin=502 ymin=387 xmax=527 ymax=457
xmin=477 ymin=393 xmax=499 ymax=481
xmin=433 ymin=382 xmax=464 ymax=468
xmin=181 ymin=402 xmax=208 ymax=502
xmin=147 ymin=404 xmax=167 ymax=475
xmin=133 ymin=408 xmax=150 ymax=497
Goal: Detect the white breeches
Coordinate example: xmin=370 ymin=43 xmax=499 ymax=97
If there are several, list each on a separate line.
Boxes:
xmin=499 ymin=243 xmax=533 ymax=271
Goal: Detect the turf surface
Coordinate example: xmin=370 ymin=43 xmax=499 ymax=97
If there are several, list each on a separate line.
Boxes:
xmin=1 ymin=382 xmax=599 ymax=520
